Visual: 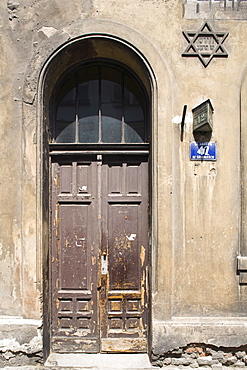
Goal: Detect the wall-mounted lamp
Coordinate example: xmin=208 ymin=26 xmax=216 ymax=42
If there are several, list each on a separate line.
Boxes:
xmin=192 ymin=99 xmax=214 ymax=132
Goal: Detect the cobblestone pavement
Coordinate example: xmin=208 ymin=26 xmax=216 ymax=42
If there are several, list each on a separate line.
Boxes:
xmin=1 ymin=368 xmax=152 ymax=370
xmin=2 ymin=366 xmax=247 ymax=369
xmin=1 ymin=368 xmax=153 ymax=370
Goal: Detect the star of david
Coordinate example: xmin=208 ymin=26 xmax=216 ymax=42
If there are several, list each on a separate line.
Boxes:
xmin=182 ymin=22 xmax=229 ymax=67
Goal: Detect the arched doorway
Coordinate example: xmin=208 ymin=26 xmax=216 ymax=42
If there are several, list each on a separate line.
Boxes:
xmin=46 ymin=49 xmax=151 ymax=353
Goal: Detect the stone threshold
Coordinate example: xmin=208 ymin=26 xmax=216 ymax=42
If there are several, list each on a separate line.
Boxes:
xmin=45 ymin=353 xmax=155 ymax=369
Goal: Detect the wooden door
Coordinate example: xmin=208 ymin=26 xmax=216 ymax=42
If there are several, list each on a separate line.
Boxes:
xmin=50 ymin=154 xmax=148 ymax=353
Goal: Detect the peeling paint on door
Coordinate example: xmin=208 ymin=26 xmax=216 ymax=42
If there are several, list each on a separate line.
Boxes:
xmin=50 ymin=155 xmax=149 ymax=353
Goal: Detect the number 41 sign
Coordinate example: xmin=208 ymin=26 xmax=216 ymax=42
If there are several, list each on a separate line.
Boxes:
xmin=190 ymin=142 xmax=217 ymax=161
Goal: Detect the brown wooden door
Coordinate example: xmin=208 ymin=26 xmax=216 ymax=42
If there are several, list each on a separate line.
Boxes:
xmin=50 ymin=154 xmax=148 ymax=353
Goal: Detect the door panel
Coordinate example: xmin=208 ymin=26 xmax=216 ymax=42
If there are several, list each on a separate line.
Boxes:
xmin=101 ymin=156 xmax=148 ymax=352
xmin=59 ymin=204 xmax=90 ymax=290
xmin=50 ymin=155 xmax=148 ymax=353
xmin=108 ymin=204 xmax=140 ymax=290
xmin=51 ymin=158 xmax=99 ymax=352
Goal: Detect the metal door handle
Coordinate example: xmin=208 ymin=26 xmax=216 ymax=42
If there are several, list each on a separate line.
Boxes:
xmin=101 ymin=255 xmax=108 ymax=275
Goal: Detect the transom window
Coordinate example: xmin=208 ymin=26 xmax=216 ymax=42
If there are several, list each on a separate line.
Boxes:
xmin=55 ymin=63 xmax=148 ymax=144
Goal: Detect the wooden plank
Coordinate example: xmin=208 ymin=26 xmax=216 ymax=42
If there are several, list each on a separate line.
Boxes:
xmin=101 ymin=338 xmax=147 ymax=353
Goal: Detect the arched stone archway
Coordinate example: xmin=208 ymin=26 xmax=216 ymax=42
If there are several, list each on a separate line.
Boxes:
xmin=47 ymin=52 xmax=151 ymax=354
xmin=21 ymin=22 xmax=173 ymax=359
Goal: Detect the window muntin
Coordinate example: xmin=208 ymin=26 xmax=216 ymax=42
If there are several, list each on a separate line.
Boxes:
xmin=55 ymin=65 xmax=147 ymax=144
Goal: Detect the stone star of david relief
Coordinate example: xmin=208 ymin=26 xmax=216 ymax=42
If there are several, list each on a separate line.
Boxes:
xmin=182 ymin=22 xmax=229 ymax=67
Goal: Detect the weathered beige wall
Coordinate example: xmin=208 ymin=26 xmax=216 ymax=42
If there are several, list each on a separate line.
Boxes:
xmin=0 ymin=3 xmax=23 ymax=315
xmin=1 ymin=0 xmax=247 ymax=359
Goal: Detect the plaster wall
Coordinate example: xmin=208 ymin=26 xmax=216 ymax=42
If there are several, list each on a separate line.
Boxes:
xmin=0 ymin=0 xmax=247 ymax=363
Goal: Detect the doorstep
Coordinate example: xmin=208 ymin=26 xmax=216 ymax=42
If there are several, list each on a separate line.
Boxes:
xmin=45 ymin=353 xmax=155 ymax=369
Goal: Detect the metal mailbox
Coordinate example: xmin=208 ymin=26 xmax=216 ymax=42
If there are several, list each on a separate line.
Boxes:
xmin=192 ymin=99 xmax=214 ymax=132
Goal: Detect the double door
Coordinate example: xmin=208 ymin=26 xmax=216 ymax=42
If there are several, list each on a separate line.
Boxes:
xmin=50 ymin=154 xmax=149 ymax=353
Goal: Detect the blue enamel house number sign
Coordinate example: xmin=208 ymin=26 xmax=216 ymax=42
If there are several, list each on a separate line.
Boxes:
xmin=190 ymin=142 xmax=217 ymax=161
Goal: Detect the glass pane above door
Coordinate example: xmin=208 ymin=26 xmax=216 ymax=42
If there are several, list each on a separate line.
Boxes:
xmin=55 ymin=63 xmax=148 ymax=144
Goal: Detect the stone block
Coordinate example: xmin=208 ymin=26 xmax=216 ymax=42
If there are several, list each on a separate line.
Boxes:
xmin=163 ymin=357 xmax=171 ymax=365
xmin=236 ymin=351 xmax=246 ymax=359
xmin=211 ymin=364 xmax=223 ymax=370
xmin=222 ymin=356 xmax=237 ymax=365
xmin=197 ymin=355 xmax=219 ymax=366
xmin=190 ymin=361 xmax=199 ymax=368
xmin=233 ymin=360 xmax=245 ymax=367
xmin=242 ymin=355 xmax=247 ymax=364
xmin=212 ymin=351 xmax=224 ymax=360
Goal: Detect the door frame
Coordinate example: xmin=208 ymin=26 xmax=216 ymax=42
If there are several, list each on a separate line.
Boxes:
xmin=28 ymin=28 xmax=171 ymax=360
xmin=49 ymin=152 xmax=150 ymax=353
xmin=48 ymin=58 xmax=152 ymax=355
